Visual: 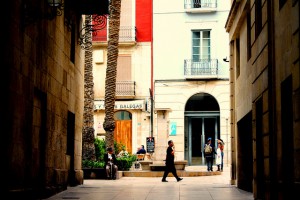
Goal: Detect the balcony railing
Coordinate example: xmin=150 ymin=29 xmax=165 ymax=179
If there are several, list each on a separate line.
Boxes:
xmin=116 ymin=81 xmax=136 ymax=98
xmin=184 ymin=0 xmax=217 ymax=12
xmin=93 ymin=26 xmax=136 ymax=42
xmin=184 ymin=59 xmax=218 ymax=79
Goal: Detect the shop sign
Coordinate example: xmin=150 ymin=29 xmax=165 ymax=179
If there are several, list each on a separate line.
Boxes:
xmin=94 ymin=100 xmax=145 ymax=110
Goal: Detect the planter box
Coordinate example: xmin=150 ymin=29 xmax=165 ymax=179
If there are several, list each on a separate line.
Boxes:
xmin=83 ymin=168 xmax=106 ymax=179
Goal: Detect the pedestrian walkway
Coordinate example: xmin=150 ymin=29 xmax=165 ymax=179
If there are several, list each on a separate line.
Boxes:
xmin=44 ymin=166 xmax=254 ymax=200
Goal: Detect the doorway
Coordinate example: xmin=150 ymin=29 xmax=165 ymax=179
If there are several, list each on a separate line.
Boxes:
xmin=184 ymin=93 xmax=220 ymax=166
xmin=114 ymin=111 xmax=133 ymax=153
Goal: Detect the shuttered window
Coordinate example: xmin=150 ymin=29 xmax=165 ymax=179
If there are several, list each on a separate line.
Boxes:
xmin=117 ymin=55 xmax=131 ymax=81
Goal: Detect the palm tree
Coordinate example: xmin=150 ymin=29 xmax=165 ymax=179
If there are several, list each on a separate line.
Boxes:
xmin=103 ymin=0 xmax=121 ymax=152
xmin=82 ymin=15 xmax=96 ymax=161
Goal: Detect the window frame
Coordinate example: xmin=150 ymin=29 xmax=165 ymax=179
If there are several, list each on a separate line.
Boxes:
xmin=192 ymin=30 xmax=211 ymax=61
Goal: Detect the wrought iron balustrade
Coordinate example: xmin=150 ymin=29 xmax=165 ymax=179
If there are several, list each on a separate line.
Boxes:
xmin=93 ymin=26 xmax=136 ymax=42
xmin=184 ymin=0 xmax=217 ymax=9
xmin=116 ymin=81 xmax=136 ymax=96
xmin=184 ymin=59 xmax=218 ymax=78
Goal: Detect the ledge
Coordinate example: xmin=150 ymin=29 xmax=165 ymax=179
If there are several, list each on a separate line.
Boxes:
xmin=148 ymin=160 xmax=188 ymax=171
xmin=139 ymin=161 xmax=153 ymax=170
xmin=82 ymin=168 xmax=122 ymax=180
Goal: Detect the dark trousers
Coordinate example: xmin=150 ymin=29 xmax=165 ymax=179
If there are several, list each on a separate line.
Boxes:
xmin=205 ymin=156 xmax=213 ymax=171
xmin=162 ymin=163 xmax=179 ymax=180
xmin=106 ymin=162 xmax=118 ymax=179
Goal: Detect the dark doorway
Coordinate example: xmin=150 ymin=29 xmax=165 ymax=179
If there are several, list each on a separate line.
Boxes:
xmin=185 ymin=93 xmax=220 ymax=166
xmin=255 ymin=98 xmax=264 ymax=199
xmin=281 ymin=75 xmax=294 ymax=198
xmin=191 ymin=118 xmax=202 ymax=157
xmin=67 ymin=111 xmax=75 ymax=186
xmin=237 ymin=111 xmax=253 ymax=192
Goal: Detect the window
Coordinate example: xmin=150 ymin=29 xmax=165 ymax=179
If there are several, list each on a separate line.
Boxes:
xmin=70 ymin=24 xmax=75 ymax=63
xmin=115 ymin=55 xmax=135 ymax=96
xmin=117 ymin=55 xmax=132 ymax=81
xmin=192 ymin=30 xmax=211 ymax=61
xmin=247 ymin=12 xmax=251 ymax=60
xmin=114 ymin=111 xmax=132 ymax=120
xmin=279 ymin=0 xmax=287 ymax=9
xmin=193 ymin=0 xmax=201 ymax=8
xmin=255 ymin=0 xmax=262 ymax=38
xmin=236 ymin=39 xmax=240 ymax=78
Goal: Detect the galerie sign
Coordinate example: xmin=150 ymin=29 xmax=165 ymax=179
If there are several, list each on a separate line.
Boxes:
xmin=94 ymin=100 xmax=145 ymax=110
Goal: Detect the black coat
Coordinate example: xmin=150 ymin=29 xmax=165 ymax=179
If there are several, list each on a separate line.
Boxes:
xmin=165 ymin=146 xmax=175 ymax=165
xmin=104 ymin=153 xmax=117 ymax=165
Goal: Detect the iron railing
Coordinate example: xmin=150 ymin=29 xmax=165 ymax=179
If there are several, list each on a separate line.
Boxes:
xmin=184 ymin=59 xmax=218 ymax=77
xmin=184 ymin=0 xmax=217 ymax=9
xmin=116 ymin=81 xmax=136 ymax=96
xmin=93 ymin=26 xmax=136 ymax=42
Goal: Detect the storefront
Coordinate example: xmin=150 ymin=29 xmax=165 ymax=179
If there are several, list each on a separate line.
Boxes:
xmin=93 ymin=99 xmax=151 ymax=154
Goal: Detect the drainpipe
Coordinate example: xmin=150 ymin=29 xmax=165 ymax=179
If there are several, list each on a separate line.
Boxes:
xmin=149 ymin=88 xmax=153 ymax=138
xmin=150 ymin=0 xmax=154 ymax=138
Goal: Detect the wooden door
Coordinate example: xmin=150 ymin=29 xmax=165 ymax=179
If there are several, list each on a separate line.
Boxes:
xmin=114 ymin=120 xmax=132 ymax=153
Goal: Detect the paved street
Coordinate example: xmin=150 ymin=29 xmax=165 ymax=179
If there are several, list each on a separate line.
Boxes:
xmin=45 ymin=166 xmax=254 ymax=200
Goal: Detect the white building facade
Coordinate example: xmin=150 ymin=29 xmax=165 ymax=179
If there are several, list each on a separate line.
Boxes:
xmin=152 ymin=0 xmax=231 ymax=167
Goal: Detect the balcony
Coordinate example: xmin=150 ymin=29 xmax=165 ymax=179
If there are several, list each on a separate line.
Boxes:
xmin=184 ymin=59 xmax=218 ymax=79
xmin=184 ymin=0 xmax=217 ymax=13
xmin=116 ymin=81 xmax=136 ymax=99
xmin=93 ymin=26 xmax=136 ymax=45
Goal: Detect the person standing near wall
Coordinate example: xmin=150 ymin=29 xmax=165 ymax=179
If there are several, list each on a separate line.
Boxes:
xmin=161 ymin=140 xmax=183 ymax=182
xmin=204 ymin=138 xmax=215 ymax=172
xmin=216 ymin=142 xmax=222 ymax=171
xmin=218 ymin=139 xmax=225 ymax=171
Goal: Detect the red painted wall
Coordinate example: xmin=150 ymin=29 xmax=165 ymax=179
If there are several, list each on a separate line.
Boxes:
xmin=136 ymin=0 xmax=152 ymax=42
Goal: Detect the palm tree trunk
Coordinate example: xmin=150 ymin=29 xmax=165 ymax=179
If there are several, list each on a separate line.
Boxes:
xmin=82 ymin=15 xmax=96 ymax=161
xmin=103 ymin=0 xmax=121 ymax=152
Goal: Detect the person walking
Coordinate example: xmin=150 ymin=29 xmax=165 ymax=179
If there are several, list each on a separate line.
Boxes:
xmin=161 ymin=140 xmax=183 ymax=182
xmin=204 ymin=137 xmax=215 ymax=172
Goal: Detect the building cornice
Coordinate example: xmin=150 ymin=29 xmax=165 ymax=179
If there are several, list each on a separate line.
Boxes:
xmin=225 ymin=0 xmax=241 ymax=32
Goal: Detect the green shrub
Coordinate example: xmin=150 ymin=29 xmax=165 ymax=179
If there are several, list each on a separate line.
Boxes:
xmin=82 ymin=160 xmax=105 ymax=168
xmin=82 ymin=138 xmax=136 ymax=170
xmin=116 ymin=154 xmax=137 ymax=171
xmin=94 ymin=138 xmax=106 ymax=162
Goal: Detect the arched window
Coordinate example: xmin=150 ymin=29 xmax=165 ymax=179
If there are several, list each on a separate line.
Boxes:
xmin=114 ymin=111 xmax=132 ymax=120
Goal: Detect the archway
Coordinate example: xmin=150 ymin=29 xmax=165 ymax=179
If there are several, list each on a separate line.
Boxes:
xmin=184 ymin=93 xmax=220 ymax=165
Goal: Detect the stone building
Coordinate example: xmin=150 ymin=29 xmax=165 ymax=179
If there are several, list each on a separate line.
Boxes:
xmin=225 ymin=0 xmax=299 ymax=199
xmin=2 ymin=0 xmax=108 ymax=198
